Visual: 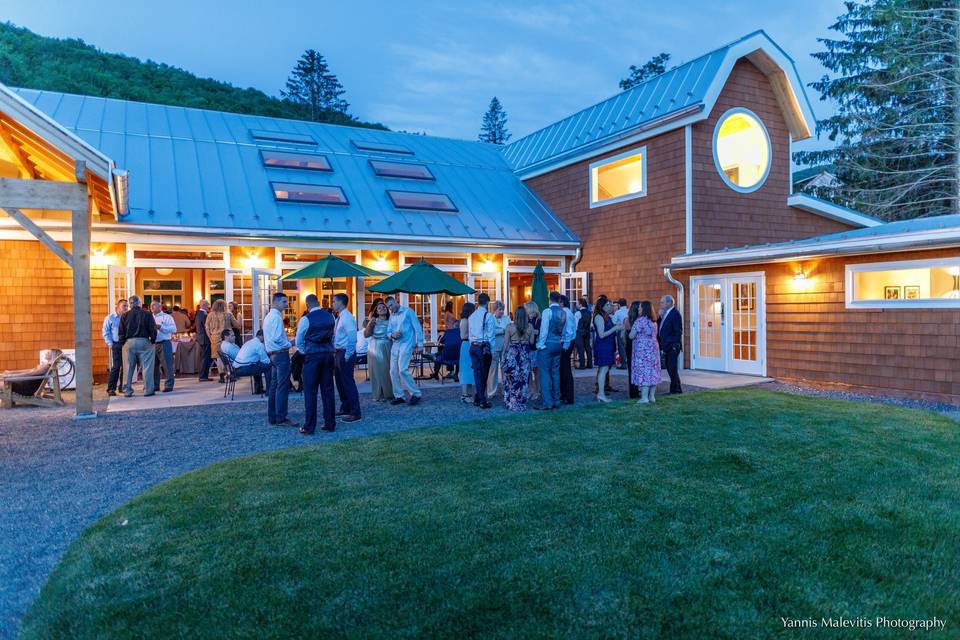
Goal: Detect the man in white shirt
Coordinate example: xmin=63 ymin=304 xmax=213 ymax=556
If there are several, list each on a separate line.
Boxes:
xmin=386 ymin=295 xmax=424 ymax=405
xmin=535 ymin=291 xmax=567 ymax=409
xmin=332 ymin=293 xmax=361 ymax=422
xmin=262 ymin=291 xmax=297 ymax=427
xmin=101 ymin=299 xmax=128 ymax=396
xmin=613 ymin=298 xmax=629 ymax=369
xmin=468 ymin=293 xmax=497 ymax=408
xmin=486 ymin=300 xmax=511 ymax=398
xmin=221 ymin=329 xmax=270 ymax=394
xmin=151 ymin=300 xmax=177 ymax=393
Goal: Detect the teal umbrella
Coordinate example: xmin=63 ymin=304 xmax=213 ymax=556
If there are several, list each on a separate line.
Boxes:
xmin=280 ymin=253 xmax=385 ymax=280
xmin=531 ymin=261 xmax=549 ymax=311
xmin=368 ymin=259 xmax=475 ymax=295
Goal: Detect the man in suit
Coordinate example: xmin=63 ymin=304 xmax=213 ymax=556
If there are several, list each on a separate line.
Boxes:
xmin=195 ymin=300 xmax=212 ymax=381
xmin=658 ymin=294 xmax=683 ymax=394
xmin=295 ymin=294 xmax=337 ymax=434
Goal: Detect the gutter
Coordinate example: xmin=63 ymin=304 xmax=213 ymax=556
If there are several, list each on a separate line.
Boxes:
xmin=662 ymin=266 xmax=685 ymax=327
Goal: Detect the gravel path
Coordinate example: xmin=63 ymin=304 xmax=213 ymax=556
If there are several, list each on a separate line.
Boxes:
xmin=767 ymin=382 xmax=960 ymax=422
xmin=0 ymin=376 xmax=675 ymax=638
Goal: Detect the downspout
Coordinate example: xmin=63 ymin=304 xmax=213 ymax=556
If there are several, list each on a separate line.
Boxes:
xmin=569 ymin=246 xmax=583 ymax=270
xmin=663 ymin=266 xmax=685 ymax=370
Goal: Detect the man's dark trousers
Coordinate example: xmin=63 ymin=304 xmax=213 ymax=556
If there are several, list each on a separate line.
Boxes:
xmin=333 ymin=350 xmax=361 ymax=417
xmin=469 ymin=343 xmax=492 ymax=404
xmin=198 ymin=340 xmax=212 ymax=380
xmin=665 ymin=344 xmax=682 ymax=393
xmin=267 ymin=350 xmax=292 ymax=423
xmin=234 ymin=362 xmax=270 ymax=394
xmin=303 ymin=352 xmax=335 ymax=432
xmin=559 ymin=343 xmax=575 ymax=404
xmin=107 ymin=342 xmax=123 ymax=393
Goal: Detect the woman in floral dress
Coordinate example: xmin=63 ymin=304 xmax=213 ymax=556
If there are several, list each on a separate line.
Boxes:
xmin=629 ymin=300 xmax=661 ymax=404
xmin=501 ymin=306 xmax=534 ymax=411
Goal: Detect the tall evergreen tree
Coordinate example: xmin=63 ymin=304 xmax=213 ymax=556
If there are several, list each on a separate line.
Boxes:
xmin=795 ymin=0 xmax=959 ymax=220
xmin=479 ymin=97 xmax=511 ymax=144
xmin=620 ymin=53 xmax=671 ymax=90
xmin=281 ymin=49 xmax=349 ymax=121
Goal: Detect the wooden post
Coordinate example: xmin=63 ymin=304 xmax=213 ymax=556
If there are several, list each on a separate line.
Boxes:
xmin=72 ymin=162 xmax=95 ymax=418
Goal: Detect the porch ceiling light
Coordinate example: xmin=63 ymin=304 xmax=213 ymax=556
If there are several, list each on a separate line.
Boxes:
xmin=155 ymin=267 xmax=173 ymax=276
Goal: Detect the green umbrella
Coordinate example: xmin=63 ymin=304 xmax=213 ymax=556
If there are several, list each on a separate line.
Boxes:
xmin=531 ymin=261 xmax=549 ymax=311
xmin=280 ymin=253 xmax=386 ymax=280
xmin=368 ymin=259 xmax=475 ymax=295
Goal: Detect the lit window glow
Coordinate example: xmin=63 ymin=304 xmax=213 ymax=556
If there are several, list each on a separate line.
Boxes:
xmin=272 ymin=182 xmax=348 ymax=205
xmin=589 ymin=149 xmax=645 ymax=206
xmin=714 ymin=109 xmax=770 ymax=191
xmin=848 ymin=259 xmax=960 ymax=305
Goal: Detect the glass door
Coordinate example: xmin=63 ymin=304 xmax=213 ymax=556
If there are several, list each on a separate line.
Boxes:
xmin=468 ymin=272 xmax=501 ymax=303
xmin=251 ymin=268 xmax=280 ymax=337
xmin=727 ymin=276 xmax=763 ymax=375
xmin=560 ymin=271 xmax=589 ymax=305
xmin=692 ymin=278 xmax=724 ymax=371
xmin=107 ymin=265 xmax=134 ymax=312
xmin=225 ymin=268 xmax=253 ymax=341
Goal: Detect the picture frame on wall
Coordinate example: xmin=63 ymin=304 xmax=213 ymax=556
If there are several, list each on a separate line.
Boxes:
xmin=904 ymin=286 xmax=920 ymax=300
xmin=884 ymin=285 xmax=902 ymax=300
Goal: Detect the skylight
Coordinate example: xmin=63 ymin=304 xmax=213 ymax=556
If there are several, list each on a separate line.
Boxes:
xmin=351 ymin=140 xmax=414 ymax=155
xmin=261 ymin=150 xmax=332 ymax=172
xmin=387 ymin=190 xmax=457 ymax=212
xmin=272 ymin=182 xmax=348 ymax=205
xmin=250 ymin=129 xmax=317 ymax=146
xmin=370 ymin=159 xmax=434 ymax=180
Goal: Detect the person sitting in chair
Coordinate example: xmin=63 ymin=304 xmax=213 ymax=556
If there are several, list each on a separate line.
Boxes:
xmin=221 ymin=329 xmax=270 ymax=394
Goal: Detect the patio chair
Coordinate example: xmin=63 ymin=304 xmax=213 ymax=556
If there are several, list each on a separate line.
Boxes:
xmin=218 ymin=350 xmax=257 ymax=401
xmin=1 ymin=351 xmax=72 ymax=409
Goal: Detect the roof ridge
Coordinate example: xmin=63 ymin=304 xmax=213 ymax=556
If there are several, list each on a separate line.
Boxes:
xmin=10 ymin=86 xmax=498 ymax=149
xmin=506 ymin=30 xmax=772 ymax=153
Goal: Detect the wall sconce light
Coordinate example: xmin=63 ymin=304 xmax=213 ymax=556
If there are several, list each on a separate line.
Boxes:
xmin=92 ymin=248 xmax=109 ymax=267
xmin=479 ymin=255 xmax=496 ymax=272
xmin=372 ymin=253 xmax=389 ymax=271
xmin=242 ymin=251 xmax=262 ymax=269
xmin=793 ymin=271 xmax=807 ymax=283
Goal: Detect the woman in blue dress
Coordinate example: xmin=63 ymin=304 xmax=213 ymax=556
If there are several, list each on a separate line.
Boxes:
xmin=593 ymin=300 xmax=618 ymax=403
xmin=458 ymin=302 xmax=475 ymax=404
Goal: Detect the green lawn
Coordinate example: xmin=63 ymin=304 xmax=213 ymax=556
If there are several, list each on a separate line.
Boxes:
xmin=22 ymin=389 xmax=960 ymax=639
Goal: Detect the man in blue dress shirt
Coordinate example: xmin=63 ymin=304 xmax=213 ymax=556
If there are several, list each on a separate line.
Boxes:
xmin=101 ymin=299 xmax=128 ymax=396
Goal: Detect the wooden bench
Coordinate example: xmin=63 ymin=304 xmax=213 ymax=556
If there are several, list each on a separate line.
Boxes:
xmin=0 ymin=351 xmax=72 ymax=409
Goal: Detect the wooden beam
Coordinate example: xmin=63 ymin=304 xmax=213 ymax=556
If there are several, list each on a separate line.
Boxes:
xmin=0 ymin=122 xmax=36 ymax=179
xmin=71 ymin=196 xmax=94 ymax=417
xmin=0 ymin=177 xmax=87 ymax=211
xmin=1 ymin=206 xmax=72 ymax=267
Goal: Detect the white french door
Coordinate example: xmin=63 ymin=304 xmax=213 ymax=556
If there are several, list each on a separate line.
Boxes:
xmin=690 ymin=273 xmax=765 ymax=376
xmin=107 ymin=265 xmax=134 ymax=312
xmin=251 ymin=268 xmax=280 ymax=337
xmin=226 ymin=268 xmax=253 ymax=340
xmin=560 ymin=271 xmax=589 ymax=305
xmin=467 ymin=272 xmax=501 ymax=304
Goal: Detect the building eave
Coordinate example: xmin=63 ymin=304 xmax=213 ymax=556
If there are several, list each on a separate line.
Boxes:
xmin=787 ymin=193 xmax=883 ymax=228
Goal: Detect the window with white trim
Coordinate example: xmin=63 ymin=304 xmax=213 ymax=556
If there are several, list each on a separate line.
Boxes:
xmin=713 ymin=108 xmax=770 ymax=192
xmin=589 ymin=147 xmax=646 ymax=207
xmin=846 ymin=257 xmax=960 ymax=308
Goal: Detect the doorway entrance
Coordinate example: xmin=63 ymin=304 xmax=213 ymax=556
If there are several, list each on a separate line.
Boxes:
xmin=690 ymin=273 xmax=765 ymax=375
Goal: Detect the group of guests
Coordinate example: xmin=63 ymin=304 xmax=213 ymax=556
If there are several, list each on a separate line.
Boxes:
xmin=419 ymin=292 xmax=683 ymax=412
xmin=102 ymin=297 xmax=246 ymax=397
xmin=259 ymin=291 xmax=426 ymax=435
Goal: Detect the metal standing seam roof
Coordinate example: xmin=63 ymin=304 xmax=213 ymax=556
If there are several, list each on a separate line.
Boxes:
xmin=671 ymin=214 xmax=960 ymax=266
xmin=11 ymin=88 xmax=579 ymax=246
xmin=502 ymin=30 xmax=813 ymax=175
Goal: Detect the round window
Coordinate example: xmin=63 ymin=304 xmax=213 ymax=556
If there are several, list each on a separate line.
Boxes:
xmin=713 ymin=108 xmax=771 ymax=192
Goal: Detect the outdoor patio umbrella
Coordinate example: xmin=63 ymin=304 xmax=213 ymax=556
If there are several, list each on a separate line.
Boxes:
xmin=531 ymin=261 xmax=549 ymax=311
xmin=367 ymin=259 xmax=475 ymax=296
xmin=280 ymin=253 xmax=386 ymax=281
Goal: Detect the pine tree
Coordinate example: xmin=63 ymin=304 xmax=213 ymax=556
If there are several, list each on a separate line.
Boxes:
xmin=479 ymin=97 xmax=511 ymax=144
xmin=795 ymin=0 xmax=959 ymax=220
xmin=281 ymin=49 xmax=349 ymax=122
xmin=619 ymin=53 xmax=671 ymax=90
